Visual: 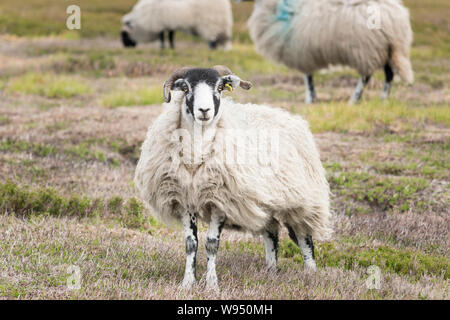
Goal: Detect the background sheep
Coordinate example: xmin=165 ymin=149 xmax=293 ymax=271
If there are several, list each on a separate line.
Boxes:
xmin=121 ymin=0 xmax=233 ymax=50
xmin=134 ymin=66 xmax=332 ymax=290
xmin=247 ymin=0 xmax=414 ymax=103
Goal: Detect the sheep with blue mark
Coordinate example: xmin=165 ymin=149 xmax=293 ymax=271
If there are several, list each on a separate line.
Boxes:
xmin=246 ymin=0 xmax=414 ymax=103
xmin=121 ymin=0 xmax=233 ymax=50
xmin=134 ymin=65 xmax=332 ymax=291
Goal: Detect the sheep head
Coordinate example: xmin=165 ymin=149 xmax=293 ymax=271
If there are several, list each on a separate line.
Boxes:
xmin=163 ymin=66 xmax=252 ymax=126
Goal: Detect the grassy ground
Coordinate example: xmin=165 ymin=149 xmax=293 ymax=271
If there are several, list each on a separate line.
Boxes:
xmin=0 ymin=0 xmax=448 ymax=299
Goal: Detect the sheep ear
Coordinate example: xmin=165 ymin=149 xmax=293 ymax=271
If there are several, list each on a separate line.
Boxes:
xmin=222 ymin=75 xmax=252 ymax=91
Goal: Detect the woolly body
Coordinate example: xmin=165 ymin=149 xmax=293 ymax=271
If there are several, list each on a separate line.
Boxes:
xmin=248 ymin=0 xmax=413 ymax=82
xmin=134 ymin=95 xmax=332 ymax=240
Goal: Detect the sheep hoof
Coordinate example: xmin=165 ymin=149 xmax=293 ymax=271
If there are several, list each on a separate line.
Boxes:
xmin=205 ymin=276 xmax=220 ymax=292
xmin=180 ymin=278 xmax=196 ymax=290
xmin=304 ymin=97 xmax=315 ymax=104
xmin=348 ymin=97 xmax=358 ymax=105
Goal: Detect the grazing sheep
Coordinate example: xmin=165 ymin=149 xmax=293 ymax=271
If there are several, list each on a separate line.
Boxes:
xmin=246 ymin=0 xmax=414 ymax=103
xmin=121 ymin=0 xmax=233 ymax=50
xmin=134 ymin=66 xmax=332 ymax=290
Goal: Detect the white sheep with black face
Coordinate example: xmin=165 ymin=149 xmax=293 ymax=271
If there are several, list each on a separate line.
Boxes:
xmin=245 ymin=0 xmax=414 ymax=103
xmin=121 ymin=0 xmax=233 ymax=50
xmin=134 ymin=66 xmax=332 ymax=291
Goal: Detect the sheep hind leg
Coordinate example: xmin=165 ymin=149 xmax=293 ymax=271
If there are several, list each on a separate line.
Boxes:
xmin=180 ymin=211 xmax=198 ymax=289
xmin=381 ymin=64 xmax=394 ymax=100
xmin=262 ymin=219 xmax=280 ymax=271
xmin=349 ymin=75 xmax=371 ymax=104
xmin=304 ymin=74 xmax=316 ymax=104
xmin=158 ymin=31 xmax=165 ymax=49
xmin=205 ymin=210 xmax=226 ymax=291
xmin=168 ymin=30 xmax=175 ymax=49
xmin=286 ymin=225 xmax=316 ymax=270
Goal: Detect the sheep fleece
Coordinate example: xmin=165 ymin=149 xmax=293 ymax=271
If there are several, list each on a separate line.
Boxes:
xmin=248 ymin=0 xmax=413 ymax=82
xmin=134 ymin=97 xmax=332 ymax=240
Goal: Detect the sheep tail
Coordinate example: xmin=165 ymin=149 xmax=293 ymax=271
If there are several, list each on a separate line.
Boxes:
xmin=390 ymin=45 xmax=414 ymax=84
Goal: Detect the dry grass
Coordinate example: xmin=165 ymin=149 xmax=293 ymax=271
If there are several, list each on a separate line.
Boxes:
xmin=0 ymin=0 xmax=449 ymax=300
xmin=0 ymin=215 xmax=447 ymax=299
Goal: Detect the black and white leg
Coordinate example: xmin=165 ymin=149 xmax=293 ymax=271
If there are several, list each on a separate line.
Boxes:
xmin=158 ymin=31 xmax=165 ymax=49
xmin=298 ymin=235 xmax=316 ymax=270
xmin=263 ymin=230 xmax=278 ymax=271
xmin=208 ymin=39 xmax=218 ymax=50
xmin=304 ymin=74 xmax=316 ymax=104
xmin=381 ymin=64 xmax=394 ymax=100
xmin=181 ymin=211 xmax=198 ymax=289
xmin=168 ymin=30 xmax=175 ymax=49
xmin=205 ymin=210 xmax=226 ymax=291
xmin=286 ymin=225 xmax=316 ymax=270
xmin=350 ymin=75 xmax=371 ymax=104
xmin=262 ymin=218 xmax=279 ymax=271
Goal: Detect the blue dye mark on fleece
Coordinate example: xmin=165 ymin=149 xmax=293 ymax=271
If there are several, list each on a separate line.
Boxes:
xmin=276 ymin=0 xmax=295 ymax=32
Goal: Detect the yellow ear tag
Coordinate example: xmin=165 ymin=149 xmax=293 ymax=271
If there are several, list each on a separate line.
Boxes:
xmin=225 ymin=83 xmax=233 ymax=92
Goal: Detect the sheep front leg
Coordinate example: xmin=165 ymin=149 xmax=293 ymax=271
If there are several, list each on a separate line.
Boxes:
xmin=158 ymin=31 xmax=165 ymax=49
xmin=304 ymin=74 xmax=316 ymax=104
xmin=181 ymin=211 xmax=198 ymax=289
xmin=349 ymin=75 xmax=371 ymax=104
xmin=205 ymin=211 xmax=226 ymax=291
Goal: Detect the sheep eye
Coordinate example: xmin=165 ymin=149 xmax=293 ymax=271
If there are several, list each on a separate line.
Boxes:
xmin=183 ymin=87 xmax=189 ymax=93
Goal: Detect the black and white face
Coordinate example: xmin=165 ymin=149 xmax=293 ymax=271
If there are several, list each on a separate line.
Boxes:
xmin=172 ymin=69 xmax=242 ymax=126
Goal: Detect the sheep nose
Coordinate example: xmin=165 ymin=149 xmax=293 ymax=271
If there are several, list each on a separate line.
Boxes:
xmin=199 ymin=108 xmax=210 ymax=114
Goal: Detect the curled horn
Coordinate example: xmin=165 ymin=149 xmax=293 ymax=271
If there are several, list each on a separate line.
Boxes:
xmin=163 ymin=67 xmax=192 ymax=102
xmin=212 ymin=65 xmax=252 ymax=90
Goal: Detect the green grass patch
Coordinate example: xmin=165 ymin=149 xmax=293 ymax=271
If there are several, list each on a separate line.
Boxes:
xmin=0 ymin=139 xmax=57 ymax=157
xmin=0 ymin=0 xmax=134 ymax=38
xmin=0 ymin=181 xmax=153 ymax=231
xmin=0 ymin=138 xmax=121 ymax=166
xmin=0 ymin=116 xmax=10 ymax=125
xmin=107 ymin=138 xmax=141 ymax=164
xmin=64 ymin=142 xmax=107 ymax=163
xmin=295 ymin=100 xmax=450 ymax=134
xmin=329 ymin=171 xmax=429 ymax=213
xmin=7 ymin=73 xmax=91 ymax=98
xmin=0 ymin=180 xmax=96 ymax=217
xmin=225 ymin=237 xmax=449 ymax=280
xmin=279 ymin=238 xmax=449 ymax=280
xmin=372 ymin=162 xmax=418 ymax=176
xmin=378 ymin=134 xmax=449 ymax=179
xmin=101 ymin=87 xmax=163 ymax=108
